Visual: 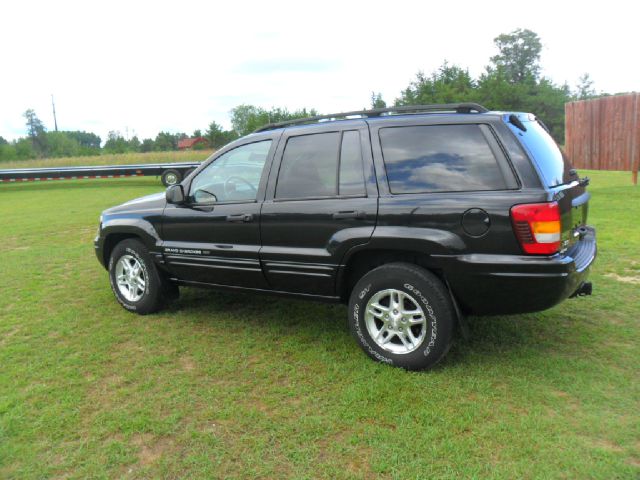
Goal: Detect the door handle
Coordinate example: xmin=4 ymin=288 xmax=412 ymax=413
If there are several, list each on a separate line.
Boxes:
xmin=332 ymin=210 xmax=366 ymax=220
xmin=226 ymin=213 xmax=254 ymax=223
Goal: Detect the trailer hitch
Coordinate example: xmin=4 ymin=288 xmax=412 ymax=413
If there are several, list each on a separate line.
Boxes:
xmin=570 ymin=281 xmax=592 ymax=298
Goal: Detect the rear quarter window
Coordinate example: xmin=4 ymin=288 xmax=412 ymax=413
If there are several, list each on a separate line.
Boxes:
xmin=379 ymin=124 xmax=509 ymax=194
xmin=509 ymin=119 xmax=570 ymax=187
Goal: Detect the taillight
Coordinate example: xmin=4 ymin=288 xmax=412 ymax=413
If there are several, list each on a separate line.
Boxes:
xmin=510 ymin=202 xmax=561 ymax=255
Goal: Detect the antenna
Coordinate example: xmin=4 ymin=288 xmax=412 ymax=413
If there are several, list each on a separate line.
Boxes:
xmin=51 ymin=94 xmax=58 ymax=132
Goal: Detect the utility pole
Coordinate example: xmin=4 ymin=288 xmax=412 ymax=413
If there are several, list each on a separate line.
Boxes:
xmin=51 ymin=94 xmax=58 ymax=132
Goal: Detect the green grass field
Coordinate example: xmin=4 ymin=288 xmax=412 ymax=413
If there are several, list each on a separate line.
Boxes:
xmin=0 ymin=170 xmax=638 ymax=479
xmin=0 ymin=150 xmax=213 ymax=170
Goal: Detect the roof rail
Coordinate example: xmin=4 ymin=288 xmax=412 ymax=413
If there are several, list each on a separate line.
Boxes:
xmin=253 ymin=103 xmax=489 ymax=133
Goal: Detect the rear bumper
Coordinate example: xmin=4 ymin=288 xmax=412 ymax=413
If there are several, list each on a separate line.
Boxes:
xmin=440 ymin=227 xmax=596 ymax=315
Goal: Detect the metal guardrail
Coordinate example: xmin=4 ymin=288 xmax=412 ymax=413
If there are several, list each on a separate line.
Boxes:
xmin=0 ymin=161 xmax=201 ymax=186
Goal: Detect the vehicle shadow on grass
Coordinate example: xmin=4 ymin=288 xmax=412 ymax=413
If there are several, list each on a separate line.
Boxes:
xmin=167 ymin=287 xmax=574 ymax=371
xmin=169 ymin=287 xmax=347 ymax=332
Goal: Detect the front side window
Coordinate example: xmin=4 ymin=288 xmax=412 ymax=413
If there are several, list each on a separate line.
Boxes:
xmin=275 ymin=131 xmax=365 ymax=200
xmin=190 ymin=140 xmax=271 ymax=203
xmin=379 ymin=125 xmax=507 ymax=194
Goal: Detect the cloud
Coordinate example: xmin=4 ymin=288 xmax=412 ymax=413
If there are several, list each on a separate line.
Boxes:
xmin=235 ymin=58 xmax=341 ymax=75
xmin=0 ymin=0 xmax=637 ymax=143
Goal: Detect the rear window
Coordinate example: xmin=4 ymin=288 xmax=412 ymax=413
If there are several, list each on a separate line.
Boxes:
xmin=379 ymin=124 xmax=508 ymax=194
xmin=510 ymin=119 xmax=568 ymax=187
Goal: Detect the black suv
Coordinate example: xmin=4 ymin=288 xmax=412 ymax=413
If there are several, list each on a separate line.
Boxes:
xmin=95 ymin=103 xmax=596 ymax=370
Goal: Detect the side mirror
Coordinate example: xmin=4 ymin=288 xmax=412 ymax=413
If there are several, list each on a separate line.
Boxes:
xmin=166 ymin=184 xmax=186 ymax=205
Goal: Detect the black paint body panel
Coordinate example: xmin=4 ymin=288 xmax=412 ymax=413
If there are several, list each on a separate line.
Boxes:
xmin=95 ymin=111 xmax=596 ymax=315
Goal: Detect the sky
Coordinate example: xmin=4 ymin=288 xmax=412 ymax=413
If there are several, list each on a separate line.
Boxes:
xmin=1 ymin=0 xmax=638 ymax=143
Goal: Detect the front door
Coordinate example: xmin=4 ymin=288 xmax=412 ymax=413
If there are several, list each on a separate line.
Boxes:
xmin=162 ymin=138 xmax=276 ymax=288
xmin=259 ymin=122 xmax=378 ymax=296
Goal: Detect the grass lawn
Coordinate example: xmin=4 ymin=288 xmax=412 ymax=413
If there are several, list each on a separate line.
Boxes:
xmin=0 ymin=170 xmax=638 ymax=479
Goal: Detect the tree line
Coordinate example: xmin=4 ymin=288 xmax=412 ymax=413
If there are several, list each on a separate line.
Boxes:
xmin=1 ymin=28 xmax=606 ymax=163
xmin=388 ymin=29 xmax=600 ymax=142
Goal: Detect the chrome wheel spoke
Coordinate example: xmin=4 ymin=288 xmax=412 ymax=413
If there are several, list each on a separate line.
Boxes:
xmin=368 ymin=307 xmax=386 ymax=319
xmin=364 ymin=288 xmax=427 ymax=355
xmin=370 ymin=302 xmax=390 ymax=313
xmin=397 ymin=332 xmax=410 ymax=348
xmin=390 ymin=291 xmax=401 ymax=310
xmin=380 ymin=330 xmax=395 ymax=345
xmin=114 ymin=255 xmax=145 ymax=302
xmin=406 ymin=329 xmax=419 ymax=346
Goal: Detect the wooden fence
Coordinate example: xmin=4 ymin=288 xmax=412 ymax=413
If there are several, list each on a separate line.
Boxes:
xmin=565 ymin=93 xmax=640 ymax=184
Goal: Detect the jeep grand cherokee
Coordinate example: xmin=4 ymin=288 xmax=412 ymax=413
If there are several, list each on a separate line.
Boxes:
xmin=95 ymin=104 xmax=596 ymax=370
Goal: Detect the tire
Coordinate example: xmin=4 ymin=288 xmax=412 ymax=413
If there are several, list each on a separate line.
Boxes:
xmin=161 ymin=169 xmax=182 ymax=187
xmin=348 ymin=262 xmax=455 ymax=370
xmin=108 ymin=239 xmax=177 ymax=314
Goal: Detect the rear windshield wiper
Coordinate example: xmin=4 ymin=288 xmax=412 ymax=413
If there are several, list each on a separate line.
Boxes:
xmin=508 ymin=114 xmax=527 ymax=132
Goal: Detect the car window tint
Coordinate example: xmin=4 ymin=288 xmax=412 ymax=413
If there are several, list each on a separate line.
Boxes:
xmin=379 ymin=125 xmax=507 ymax=193
xmin=190 ymin=140 xmax=271 ymax=203
xmin=511 ymin=118 xmax=568 ymax=187
xmin=339 ymin=131 xmax=365 ymax=196
xmin=276 ymin=132 xmax=340 ymax=199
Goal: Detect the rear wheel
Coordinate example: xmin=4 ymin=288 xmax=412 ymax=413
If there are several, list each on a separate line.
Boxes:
xmin=348 ymin=262 xmax=455 ymax=370
xmin=161 ymin=169 xmax=182 ymax=186
xmin=108 ymin=239 xmax=177 ymax=314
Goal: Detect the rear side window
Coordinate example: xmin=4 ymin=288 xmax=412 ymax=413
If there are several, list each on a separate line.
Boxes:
xmin=509 ymin=119 xmax=568 ymax=187
xmin=379 ymin=124 xmax=508 ymax=194
xmin=276 ymin=131 xmax=365 ymax=199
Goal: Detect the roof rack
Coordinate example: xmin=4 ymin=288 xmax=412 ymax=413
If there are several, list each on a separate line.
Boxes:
xmin=254 ymin=103 xmax=489 ymax=133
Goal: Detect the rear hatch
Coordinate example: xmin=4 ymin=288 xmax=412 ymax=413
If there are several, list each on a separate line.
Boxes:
xmin=506 ymin=114 xmax=589 ymax=252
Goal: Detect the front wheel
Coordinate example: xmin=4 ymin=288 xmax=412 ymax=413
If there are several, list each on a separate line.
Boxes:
xmin=348 ymin=262 xmax=455 ymax=370
xmin=108 ymin=239 xmax=177 ymax=314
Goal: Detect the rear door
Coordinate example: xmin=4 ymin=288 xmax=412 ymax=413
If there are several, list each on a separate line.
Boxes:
xmin=259 ymin=121 xmax=378 ymax=296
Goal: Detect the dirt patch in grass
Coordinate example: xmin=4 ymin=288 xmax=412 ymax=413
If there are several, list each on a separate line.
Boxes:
xmin=83 ymin=373 xmax=125 ymax=417
xmin=317 ymin=430 xmax=375 ymax=478
xmin=627 ymin=456 xmax=640 ymax=468
xmin=178 ymin=355 xmax=196 ymax=372
xmin=131 ymin=433 xmax=176 ymax=466
xmin=0 ymin=326 xmax=21 ymax=347
xmin=0 ymin=236 xmax=30 ymax=252
xmin=605 ymin=273 xmax=640 ymax=285
xmin=591 ymin=438 xmax=624 ymax=453
xmin=550 ymin=389 xmax=582 ymax=413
